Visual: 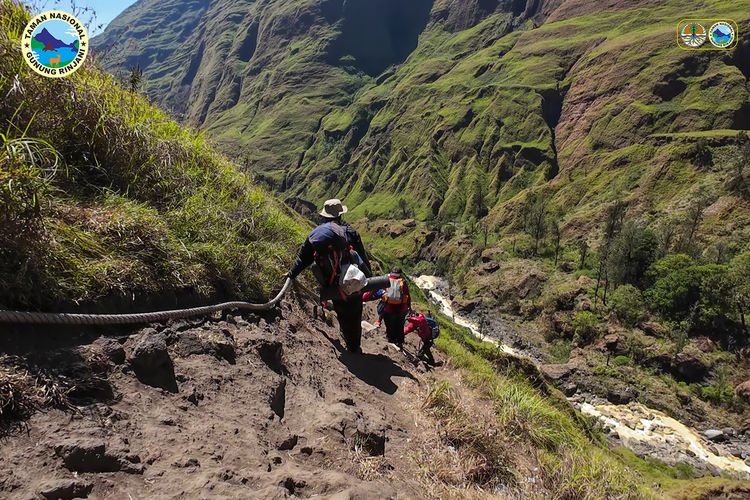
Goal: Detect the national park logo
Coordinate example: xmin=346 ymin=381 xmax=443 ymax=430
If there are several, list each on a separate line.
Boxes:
xmin=679 ymin=22 xmax=707 ymax=48
xmin=21 ymin=10 xmax=88 ymax=78
xmin=708 ymin=21 xmax=735 ymax=49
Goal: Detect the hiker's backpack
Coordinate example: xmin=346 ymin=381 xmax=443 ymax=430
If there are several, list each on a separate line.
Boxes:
xmin=384 ymin=277 xmax=407 ymax=305
xmin=310 ymin=223 xmax=349 ymax=286
xmin=310 ymin=222 xmax=366 ymax=296
xmin=425 ymin=317 xmax=440 ymax=340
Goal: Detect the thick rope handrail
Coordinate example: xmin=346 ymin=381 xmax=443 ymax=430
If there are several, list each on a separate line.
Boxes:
xmin=0 ymin=278 xmax=294 ymax=326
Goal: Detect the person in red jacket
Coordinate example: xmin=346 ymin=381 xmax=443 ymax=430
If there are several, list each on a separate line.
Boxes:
xmin=404 ymin=311 xmax=436 ymax=366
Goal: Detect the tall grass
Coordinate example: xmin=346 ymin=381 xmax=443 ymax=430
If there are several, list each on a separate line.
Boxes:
xmin=0 ymin=0 xmax=304 ymax=309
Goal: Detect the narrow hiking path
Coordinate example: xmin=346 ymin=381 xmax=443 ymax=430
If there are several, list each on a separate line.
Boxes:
xmin=413 ymin=275 xmax=750 ymax=479
xmin=0 ymin=299 xmax=430 ymax=499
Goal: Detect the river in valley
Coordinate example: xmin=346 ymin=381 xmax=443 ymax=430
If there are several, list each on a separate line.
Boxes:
xmin=412 ymin=275 xmax=750 ymax=477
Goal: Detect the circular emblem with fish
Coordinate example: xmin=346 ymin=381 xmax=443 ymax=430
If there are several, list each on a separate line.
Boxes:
xmin=708 ymin=21 xmax=735 ymax=49
xmin=679 ymin=22 xmax=707 ymax=48
xmin=21 ymin=10 xmax=88 ymax=78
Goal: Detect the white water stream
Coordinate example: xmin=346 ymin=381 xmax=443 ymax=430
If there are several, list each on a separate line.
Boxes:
xmin=412 ymin=275 xmax=750 ymax=476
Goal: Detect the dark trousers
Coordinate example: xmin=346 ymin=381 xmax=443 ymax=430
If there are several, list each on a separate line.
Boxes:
xmin=384 ymin=312 xmax=406 ymax=344
xmin=417 ymin=339 xmax=436 ymax=365
xmin=333 ymin=298 xmax=363 ymax=353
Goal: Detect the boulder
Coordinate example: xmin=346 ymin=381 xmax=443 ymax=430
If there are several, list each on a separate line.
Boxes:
xmin=606 ymin=387 xmax=635 ymax=405
xmin=91 ymin=337 xmax=126 ymax=365
xmin=576 ymin=275 xmax=595 ymax=287
xmin=550 ymin=311 xmax=574 ymax=336
xmin=403 ymin=218 xmax=417 ymax=228
xmin=540 ymin=362 xmax=578 ymax=381
xmin=555 ymin=287 xmax=585 ymax=311
xmin=516 ymin=271 xmax=546 ymax=299
xmin=454 ymin=297 xmax=481 ymax=314
xmin=703 ymin=429 xmax=727 ymax=442
xmin=601 ymin=333 xmax=620 ymax=353
xmin=640 ymin=321 xmax=667 ymax=337
xmin=672 ymin=351 xmax=709 ymax=382
xmin=692 ymin=336 xmax=716 ymax=353
xmin=575 ymin=295 xmax=593 ymax=311
xmin=129 ymin=331 xmax=177 ymax=392
xmin=480 ymin=261 xmax=500 ymax=274
xmin=39 ymin=479 xmax=93 ymax=499
xmin=172 ymin=329 xmax=236 ymax=364
xmin=735 ymin=380 xmax=750 ymax=403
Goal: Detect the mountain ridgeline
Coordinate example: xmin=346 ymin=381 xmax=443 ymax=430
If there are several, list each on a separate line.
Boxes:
xmin=95 ymin=0 xmax=750 ymax=238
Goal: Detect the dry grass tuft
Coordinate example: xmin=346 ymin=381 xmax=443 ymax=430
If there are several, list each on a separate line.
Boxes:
xmin=0 ymin=355 xmax=75 ymax=435
xmin=351 ymin=451 xmax=394 ymax=482
xmin=420 ymin=380 xmax=515 ymax=494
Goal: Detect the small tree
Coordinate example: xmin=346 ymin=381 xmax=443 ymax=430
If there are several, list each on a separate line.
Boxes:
xmin=578 ymin=239 xmax=589 ymax=270
xmin=607 ymin=219 xmax=657 ymax=288
xmin=524 ymin=195 xmax=549 ymax=256
xmin=676 ymin=195 xmax=709 ymax=255
xmin=729 ymin=252 xmax=750 ymax=330
xmin=480 ymin=220 xmax=491 ymax=249
xmin=550 ymin=216 xmax=562 ymax=266
xmin=128 ymin=64 xmax=143 ymax=93
xmin=573 ymin=311 xmax=599 ymax=346
xmin=398 ymin=198 xmax=409 ymax=219
xmin=726 ymin=132 xmax=750 ymax=199
xmin=656 ymin=216 xmax=679 ymax=258
xmin=595 ymin=200 xmax=628 ymax=305
xmin=610 ymin=285 xmax=647 ymax=327
xmin=692 ymin=138 xmax=713 ymax=169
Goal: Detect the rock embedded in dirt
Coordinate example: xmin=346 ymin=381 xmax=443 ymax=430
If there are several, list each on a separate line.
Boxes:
xmin=39 ymin=478 xmax=93 ymax=499
xmin=172 ymin=329 xmax=237 ymax=364
xmin=129 ymin=331 xmax=177 ymax=392
xmin=276 ymin=435 xmax=299 ymax=451
xmin=255 ymin=340 xmax=288 ymax=375
xmin=91 ymin=337 xmax=126 ymax=365
xmin=54 ymin=438 xmax=143 ymax=474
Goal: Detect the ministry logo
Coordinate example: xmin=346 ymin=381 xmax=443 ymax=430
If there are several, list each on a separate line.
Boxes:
xmin=21 ymin=10 xmax=88 ymax=78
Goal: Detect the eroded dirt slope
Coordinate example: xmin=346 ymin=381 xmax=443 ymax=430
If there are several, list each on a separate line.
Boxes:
xmin=0 ymin=298 xmax=439 ymax=499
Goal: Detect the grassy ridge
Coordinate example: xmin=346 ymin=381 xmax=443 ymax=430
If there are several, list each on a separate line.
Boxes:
xmin=0 ymin=0 xmax=304 ymax=310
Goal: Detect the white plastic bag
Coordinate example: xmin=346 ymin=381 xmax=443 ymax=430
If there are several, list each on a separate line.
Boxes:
xmin=339 ymin=263 xmax=367 ymax=296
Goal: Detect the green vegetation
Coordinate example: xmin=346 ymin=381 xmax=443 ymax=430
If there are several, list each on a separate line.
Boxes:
xmin=425 ymin=306 xmax=648 ymax=498
xmin=0 ymin=0 xmax=304 ymax=310
xmin=572 ymin=311 xmax=599 ymax=346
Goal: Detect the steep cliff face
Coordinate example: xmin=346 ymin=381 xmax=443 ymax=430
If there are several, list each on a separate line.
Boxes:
xmin=96 ymin=0 xmax=750 ymax=240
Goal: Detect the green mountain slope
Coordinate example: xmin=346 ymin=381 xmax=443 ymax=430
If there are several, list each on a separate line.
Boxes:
xmin=95 ymin=0 xmax=750 ymax=238
xmin=0 ymin=1 xmax=303 ymax=311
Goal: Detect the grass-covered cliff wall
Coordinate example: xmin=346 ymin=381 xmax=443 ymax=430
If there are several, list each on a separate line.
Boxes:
xmin=0 ymin=0 xmax=304 ymax=311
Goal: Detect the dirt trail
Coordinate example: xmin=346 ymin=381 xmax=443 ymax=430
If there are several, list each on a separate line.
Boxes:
xmin=0 ymin=298 xmax=444 ymax=499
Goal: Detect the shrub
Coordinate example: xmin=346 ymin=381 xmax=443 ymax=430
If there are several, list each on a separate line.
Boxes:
xmin=549 ymin=340 xmax=572 ymax=363
xmin=644 ymin=255 xmax=734 ymax=328
xmin=613 ymin=355 xmax=631 ymax=367
xmin=572 ymin=311 xmax=599 ymax=346
xmin=609 ymin=285 xmax=646 ymax=327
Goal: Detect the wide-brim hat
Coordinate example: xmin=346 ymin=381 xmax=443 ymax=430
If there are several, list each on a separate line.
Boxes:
xmin=320 ymin=198 xmax=348 ymax=218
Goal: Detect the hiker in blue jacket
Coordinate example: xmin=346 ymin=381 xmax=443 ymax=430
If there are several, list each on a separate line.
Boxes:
xmin=288 ymin=199 xmax=371 ymax=354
